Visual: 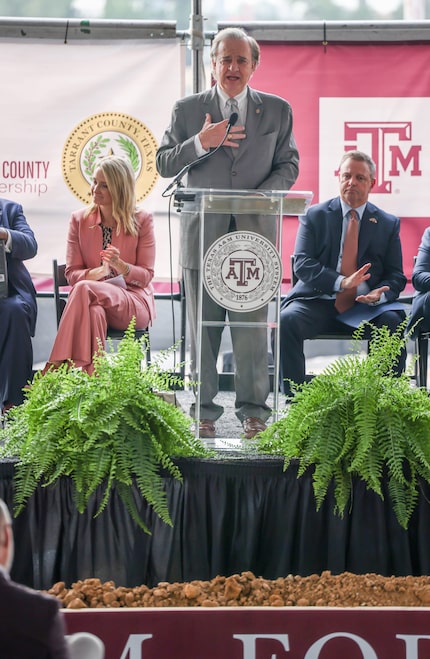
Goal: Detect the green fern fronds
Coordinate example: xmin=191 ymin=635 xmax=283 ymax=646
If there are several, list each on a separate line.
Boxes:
xmin=0 ymin=319 xmax=209 ymax=533
xmin=258 ymin=319 xmax=430 ymax=529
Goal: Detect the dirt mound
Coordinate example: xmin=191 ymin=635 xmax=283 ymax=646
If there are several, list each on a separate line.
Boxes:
xmin=46 ymin=571 xmax=430 ymax=609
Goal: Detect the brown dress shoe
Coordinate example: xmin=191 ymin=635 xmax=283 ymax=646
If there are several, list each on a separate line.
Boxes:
xmin=40 ymin=361 xmax=63 ymax=376
xmin=242 ymin=417 xmax=267 ymax=439
xmin=1 ymin=402 xmax=15 ymax=414
xmin=198 ymin=419 xmax=216 ymax=439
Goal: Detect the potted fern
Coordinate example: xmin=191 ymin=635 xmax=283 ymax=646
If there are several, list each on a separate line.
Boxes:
xmin=0 ymin=320 xmax=209 ymax=533
xmin=257 ymin=321 xmax=430 ymax=529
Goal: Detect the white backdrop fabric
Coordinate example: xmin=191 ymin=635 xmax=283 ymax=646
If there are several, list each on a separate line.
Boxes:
xmin=0 ymin=39 xmax=182 ymax=279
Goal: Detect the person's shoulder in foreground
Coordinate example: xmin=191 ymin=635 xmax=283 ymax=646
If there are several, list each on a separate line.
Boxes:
xmin=0 ymin=498 xmax=71 ymax=659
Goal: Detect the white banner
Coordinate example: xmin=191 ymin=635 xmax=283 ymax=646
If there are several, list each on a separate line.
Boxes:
xmin=0 ymin=39 xmax=183 ymax=279
xmin=319 ymin=97 xmax=430 ymax=217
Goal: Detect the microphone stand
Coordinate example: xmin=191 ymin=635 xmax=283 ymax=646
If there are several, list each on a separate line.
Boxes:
xmin=162 ymin=112 xmax=239 ymax=199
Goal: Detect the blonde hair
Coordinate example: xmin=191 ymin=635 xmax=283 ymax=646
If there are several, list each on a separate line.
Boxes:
xmin=86 ymin=155 xmax=139 ymax=236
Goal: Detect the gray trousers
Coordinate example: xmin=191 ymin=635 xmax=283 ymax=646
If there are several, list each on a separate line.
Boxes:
xmin=183 ymin=267 xmax=271 ymax=422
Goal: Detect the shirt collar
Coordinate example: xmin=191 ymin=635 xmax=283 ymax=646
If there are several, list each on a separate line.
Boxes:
xmin=340 ymin=200 xmax=367 ymax=221
xmin=0 ymin=565 xmax=9 ymax=579
xmin=217 ymin=85 xmax=248 ymax=107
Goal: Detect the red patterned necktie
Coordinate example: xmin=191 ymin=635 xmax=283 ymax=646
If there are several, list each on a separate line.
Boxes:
xmin=335 ymin=209 xmax=359 ymax=313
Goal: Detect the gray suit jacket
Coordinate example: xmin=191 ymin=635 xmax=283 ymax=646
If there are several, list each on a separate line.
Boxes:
xmin=156 ymin=85 xmax=299 ymax=269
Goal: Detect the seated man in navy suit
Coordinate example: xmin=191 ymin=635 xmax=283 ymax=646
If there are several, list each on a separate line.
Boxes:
xmin=279 ymin=150 xmax=407 ymax=400
xmin=0 ymin=198 xmax=37 ymax=415
xmin=0 ymin=498 xmax=71 ymax=658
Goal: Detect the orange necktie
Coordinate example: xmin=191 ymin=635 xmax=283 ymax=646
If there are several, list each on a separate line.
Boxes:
xmin=335 ymin=209 xmax=359 ymax=313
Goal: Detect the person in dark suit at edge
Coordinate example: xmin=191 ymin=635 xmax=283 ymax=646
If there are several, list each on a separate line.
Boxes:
xmin=0 ymin=198 xmax=38 ymax=415
xmin=407 ymin=227 xmax=430 ymax=339
xmin=279 ymin=150 xmax=407 ymax=400
xmin=156 ymin=26 xmax=299 ymax=439
xmin=0 ymin=498 xmax=71 ymax=658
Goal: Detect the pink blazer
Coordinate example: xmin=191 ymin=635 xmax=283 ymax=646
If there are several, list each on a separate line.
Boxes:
xmin=65 ymin=207 xmax=156 ymax=322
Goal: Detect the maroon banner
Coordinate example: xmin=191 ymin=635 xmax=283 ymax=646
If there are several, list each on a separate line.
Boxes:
xmin=64 ymin=607 xmax=430 ymax=658
xmin=252 ymin=42 xmax=430 ymax=282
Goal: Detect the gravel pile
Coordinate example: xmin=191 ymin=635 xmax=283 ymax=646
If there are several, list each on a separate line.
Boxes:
xmin=46 ymin=571 xmax=430 ymax=609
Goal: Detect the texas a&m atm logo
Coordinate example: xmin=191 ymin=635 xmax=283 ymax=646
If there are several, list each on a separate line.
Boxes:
xmin=203 ymin=231 xmax=282 ymax=312
xmin=319 ymin=97 xmax=429 ymax=215
xmin=343 ymin=121 xmax=421 ymax=193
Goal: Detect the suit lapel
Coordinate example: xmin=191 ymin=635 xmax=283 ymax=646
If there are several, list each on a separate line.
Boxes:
xmin=327 ymin=198 xmax=343 ymax=267
xmin=202 ymin=87 xmax=223 ymax=124
xmin=246 ymin=88 xmax=263 ymax=130
xmin=358 ymin=204 xmax=378 ymax=259
xmin=202 ymin=86 xmax=265 ymax=162
xmin=232 ymin=88 xmax=262 ymax=162
xmin=201 ymin=88 xmax=237 ymax=162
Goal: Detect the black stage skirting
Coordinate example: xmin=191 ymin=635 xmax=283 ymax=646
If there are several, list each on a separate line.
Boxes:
xmin=1 ymin=454 xmax=430 ymax=591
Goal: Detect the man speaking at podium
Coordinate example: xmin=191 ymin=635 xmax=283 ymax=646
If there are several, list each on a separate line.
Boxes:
xmin=157 ymin=26 xmax=299 ymax=439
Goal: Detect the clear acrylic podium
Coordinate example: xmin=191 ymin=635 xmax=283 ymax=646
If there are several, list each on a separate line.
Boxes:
xmin=175 ymin=188 xmax=313 ymax=439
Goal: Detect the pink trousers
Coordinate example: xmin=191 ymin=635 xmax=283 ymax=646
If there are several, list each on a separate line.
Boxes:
xmin=49 ymin=279 xmax=150 ymax=373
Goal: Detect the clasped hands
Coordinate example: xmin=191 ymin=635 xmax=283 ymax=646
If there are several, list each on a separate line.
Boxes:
xmin=91 ymin=244 xmax=127 ymax=280
xmin=199 ymin=113 xmax=246 ymax=150
xmin=341 ymin=262 xmax=389 ymax=305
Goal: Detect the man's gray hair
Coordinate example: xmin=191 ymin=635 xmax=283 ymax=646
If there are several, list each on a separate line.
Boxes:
xmin=339 ymin=150 xmax=376 ymax=179
xmin=210 ymin=27 xmax=260 ymax=66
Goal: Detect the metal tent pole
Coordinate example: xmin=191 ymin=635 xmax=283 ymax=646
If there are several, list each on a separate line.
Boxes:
xmin=189 ymin=0 xmax=205 ymax=93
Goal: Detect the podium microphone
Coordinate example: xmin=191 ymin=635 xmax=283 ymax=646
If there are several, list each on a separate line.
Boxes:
xmin=162 ymin=112 xmax=239 ymax=197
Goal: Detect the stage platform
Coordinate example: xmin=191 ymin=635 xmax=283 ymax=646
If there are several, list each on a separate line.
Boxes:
xmin=2 ymin=439 xmax=430 ymax=593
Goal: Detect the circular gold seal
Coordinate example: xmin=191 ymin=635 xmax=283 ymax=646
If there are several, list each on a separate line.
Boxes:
xmin=62 ymin=111 xmax=159 ymax=203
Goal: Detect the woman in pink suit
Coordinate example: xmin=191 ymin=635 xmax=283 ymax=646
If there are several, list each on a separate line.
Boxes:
xmin=45 ymin=155 xmax=155 ymax=374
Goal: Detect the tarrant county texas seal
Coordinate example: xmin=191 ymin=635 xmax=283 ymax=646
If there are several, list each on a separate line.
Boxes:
xmin=203 ymin=231 xmax=282 ymax=312
xmin=62 ymin=111 xmax=158 ymax=203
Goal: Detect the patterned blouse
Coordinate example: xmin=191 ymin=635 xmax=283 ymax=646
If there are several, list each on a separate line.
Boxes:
xmin=101 ymin=225 xmax=114 ymax=278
